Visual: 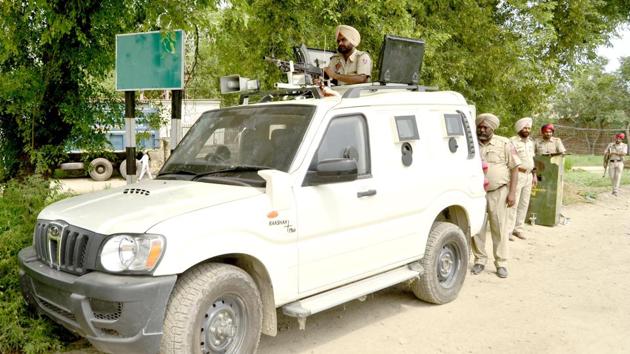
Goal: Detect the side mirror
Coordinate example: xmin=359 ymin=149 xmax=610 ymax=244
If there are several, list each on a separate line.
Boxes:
xmin=306 ymin=158 xmax=358 ymax=186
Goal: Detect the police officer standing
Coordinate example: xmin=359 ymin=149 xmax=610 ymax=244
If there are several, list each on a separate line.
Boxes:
xmin=535 ymin=123 xmax=566 ymax=155
xmin=507 ymin=117 xmax=537 ymax=241
xmin=604 ymin=133 xmax=627 ymax=196
xmin=324 ymin=25 xmax=372 ymax=85
xmin=473 ymin=113 xmax=521 ymax=278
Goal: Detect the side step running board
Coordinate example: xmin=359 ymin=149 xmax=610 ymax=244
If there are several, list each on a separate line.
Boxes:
xmin=282 ymin=262 xmax=424 ymax=330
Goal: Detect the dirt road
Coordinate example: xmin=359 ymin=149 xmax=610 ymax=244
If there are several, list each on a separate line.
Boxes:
xmin=258 ymin=186 xmax=630 ymax=354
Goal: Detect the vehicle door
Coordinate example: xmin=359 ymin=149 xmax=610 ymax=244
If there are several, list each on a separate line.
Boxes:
xmin=295 ymin=112 xmax=388 ymax=293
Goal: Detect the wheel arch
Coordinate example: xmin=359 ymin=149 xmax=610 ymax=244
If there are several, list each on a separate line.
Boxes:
xmin=202 ymin=253 xmax=277 ymax=337
xmin=434 ymin=205 xmax=471 ymax=237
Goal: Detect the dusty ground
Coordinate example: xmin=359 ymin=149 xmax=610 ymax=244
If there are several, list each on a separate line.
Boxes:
xmin=60 ymin=182 xmax=630 ymax=354
xmin=52 ymin=177 xmax=127 ymax=195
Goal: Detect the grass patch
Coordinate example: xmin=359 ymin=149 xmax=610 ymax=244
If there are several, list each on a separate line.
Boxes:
xmin=563 ymin=169 xmax=630 ymax=204
xmin=565 ymin=154 xmax=604 ymax=167
xmin=0 ymin=176 xmax=78 ymax=353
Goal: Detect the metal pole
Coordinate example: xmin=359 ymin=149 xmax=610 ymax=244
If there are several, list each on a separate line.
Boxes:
xmin=170 ymin=90 xmax=183 ymax=153
xmin=125 ymin=91 xmax=137 ymax=184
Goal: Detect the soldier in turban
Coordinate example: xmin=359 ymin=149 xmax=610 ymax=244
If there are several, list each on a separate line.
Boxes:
xmin=535 ymin=123 xmax=566 ymax=155
xmin=324 ymin=25 xmax=372 ymax=85
xmin=604 ymin=132 xmax=628 ymax=196
xmin=473 ymin=113 xmax=521 ymax=279
xmin=507 ymin=117 xmax=537 ymax=241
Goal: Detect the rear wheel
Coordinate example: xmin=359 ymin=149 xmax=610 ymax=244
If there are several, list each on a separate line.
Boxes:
xmin=412 ymin=221 xmax=468 ymax=304
xmin=88 ymin=158 xmax=113 ymax=181
xmin=161 ymin=263 xmax=262 ymax=354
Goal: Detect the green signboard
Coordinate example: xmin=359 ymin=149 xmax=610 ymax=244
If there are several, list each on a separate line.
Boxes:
xmin=116 ymin=30 xmax=185 ymax=91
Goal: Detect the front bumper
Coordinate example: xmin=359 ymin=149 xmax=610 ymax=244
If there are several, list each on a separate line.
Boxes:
xmin=18 ymin=246 xmax=177 ymax=354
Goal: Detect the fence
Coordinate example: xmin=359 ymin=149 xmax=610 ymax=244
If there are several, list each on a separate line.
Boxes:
xmin=552 ymin=125 xmax=629 ymax=155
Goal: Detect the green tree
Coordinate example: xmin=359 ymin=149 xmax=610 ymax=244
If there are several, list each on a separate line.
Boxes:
xmin=0 ymin=0 xmax=215 ymax=182
xmin=189 ymin=0 xmax=630 ymax=135
xmin=551 ymin=59 xmax=630 ymax=153
xmin=2 ymin=1 xmax=629 ymax=182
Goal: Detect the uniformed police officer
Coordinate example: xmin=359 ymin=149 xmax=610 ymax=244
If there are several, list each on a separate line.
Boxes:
xmin=535 ymin=123 xmax=566 ymax=155
xmin=507 ymin=117 xmax=537 ymax=241
xmin=324 ymin=25 xmax=372 ymax=85
xmin=473 ymin=113 xmax=521 ymax=279
xmin=604 ymin=133 xmax=628 ymax=196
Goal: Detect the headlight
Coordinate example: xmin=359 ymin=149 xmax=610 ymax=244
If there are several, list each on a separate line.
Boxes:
xmin=100 ymin=234 xmax=165 ymax=272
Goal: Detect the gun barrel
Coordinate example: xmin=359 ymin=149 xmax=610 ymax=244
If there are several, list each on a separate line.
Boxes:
xmin=264 ymin=56 xmax=323 ymax=76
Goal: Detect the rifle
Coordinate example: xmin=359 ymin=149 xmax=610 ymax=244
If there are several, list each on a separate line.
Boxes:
xmin=603 ymin=146 xmax=610 ymax=177
xmin=264 ymin=57 xmax=325 ymax=86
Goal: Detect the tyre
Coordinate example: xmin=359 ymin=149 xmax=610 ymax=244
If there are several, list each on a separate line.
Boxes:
xmin=119 ymin=159 xmax=141 ymax=179
xmin=88 ymin=158 xmax=113 ymax=181
xmin=161 ymin=263 xmax=263 ymax=354
xmin=59 ymin=162 xmax=85 ymax=171
xmin=412 ymin=221 xmax=468 ymax=304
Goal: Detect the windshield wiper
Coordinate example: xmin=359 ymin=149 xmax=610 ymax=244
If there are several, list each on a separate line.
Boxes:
xmin=157 ymin=169 xmax=197 ymax=177
xmin=191 ymin=165 xmax=273 ymax=181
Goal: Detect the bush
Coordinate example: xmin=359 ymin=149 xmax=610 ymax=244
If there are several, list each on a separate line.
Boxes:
xmin=0 ymin=176 xmax=77 ymax=353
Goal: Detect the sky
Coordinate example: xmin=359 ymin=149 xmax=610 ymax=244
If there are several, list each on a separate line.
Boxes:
xmin=597 ymin=24 xmax=630 ymax=72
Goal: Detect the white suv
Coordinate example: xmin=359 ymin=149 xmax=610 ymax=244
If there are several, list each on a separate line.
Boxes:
xmin=19 ymin=84 xmax=486 ymax=353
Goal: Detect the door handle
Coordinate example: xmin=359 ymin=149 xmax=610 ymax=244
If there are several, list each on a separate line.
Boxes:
xmin=357 ymin=189 xmax=377 ymax=198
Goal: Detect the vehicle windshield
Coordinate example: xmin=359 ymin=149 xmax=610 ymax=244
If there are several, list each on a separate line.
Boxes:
xmin=159 ymin=105 xmax=315 ymax=185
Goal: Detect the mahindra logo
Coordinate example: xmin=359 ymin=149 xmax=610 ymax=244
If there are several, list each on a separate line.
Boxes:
xmin=47 ymin=222 xmax=67 ymax=270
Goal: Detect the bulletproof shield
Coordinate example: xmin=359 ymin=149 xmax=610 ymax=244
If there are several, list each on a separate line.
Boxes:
xmin=527 ymin=155 xmax=564 ymax=226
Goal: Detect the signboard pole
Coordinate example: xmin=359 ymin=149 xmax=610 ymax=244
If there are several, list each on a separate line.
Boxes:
xmin=125 ymin=91 xmax=137 ymax=184
xmin=171 ymin=90 xmax=183 ymax=153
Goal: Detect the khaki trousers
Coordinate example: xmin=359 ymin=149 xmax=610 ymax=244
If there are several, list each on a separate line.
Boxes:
xmin=609 ymin=161 xmax=624 ymax=194
xmin=506 ymin=171 xmax=533 ymax=234
xmin=473 ymin=185 xmax=509 ymax=268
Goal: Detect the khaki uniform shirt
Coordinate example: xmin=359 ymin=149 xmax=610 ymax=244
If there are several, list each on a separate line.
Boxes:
xmin=535 ymin=137 xmax=566 ymax=155
xmin=480 ymin=135 xmax=521 ymax=191
xmin=510 ymin=136 xmax=535 ymax=172
xmin=328 ymin=49 xmax=372 ymax=85
xmin=605 ymin=142 xmax=628 ymax=161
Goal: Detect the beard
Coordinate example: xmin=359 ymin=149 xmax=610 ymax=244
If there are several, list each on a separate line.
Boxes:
xmin=337 ymin=45 xmax=352 ymax=54
xmin=518 ymin=131 xmax=530 ymax=138
xmin=478 ymin=132 xmax=491 ymax=141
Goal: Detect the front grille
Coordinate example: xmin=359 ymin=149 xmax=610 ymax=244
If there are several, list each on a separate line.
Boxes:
xmin=33 ymin=220 xmax=104 ymax=275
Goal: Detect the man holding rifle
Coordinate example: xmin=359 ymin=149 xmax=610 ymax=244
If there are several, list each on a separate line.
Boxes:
xmin=604 ymin=133 xmax=627 ymax=196
xmin=324 ymin=25 xmax=372 ymax=85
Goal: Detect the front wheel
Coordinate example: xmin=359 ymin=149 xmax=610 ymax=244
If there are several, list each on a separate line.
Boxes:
xmin=161 ymin=263 xmax=262 ymax=354
xmin=411 ymin=221 xmax=468 ymax=304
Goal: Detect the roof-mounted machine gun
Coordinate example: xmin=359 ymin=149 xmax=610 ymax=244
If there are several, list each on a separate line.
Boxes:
xmin=265 ymin=44 xmax=334 ymax=89
xmin=264 ymin=57 xmax=325 ymax=88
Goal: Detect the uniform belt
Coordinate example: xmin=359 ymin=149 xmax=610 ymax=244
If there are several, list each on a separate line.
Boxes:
xmin=518 ymin=167 xmax=529 ymax=173
xmin=488 ymin=184 xmax=507 ymax=192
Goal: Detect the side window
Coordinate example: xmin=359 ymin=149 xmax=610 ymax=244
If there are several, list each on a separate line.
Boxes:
xmin=311 ymin=115 xmax=370 ymax=175
xmin=444 ymin=114 xmax=464 ymax=136
xmin=394 ymin=115 xmax=419 ymax=141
